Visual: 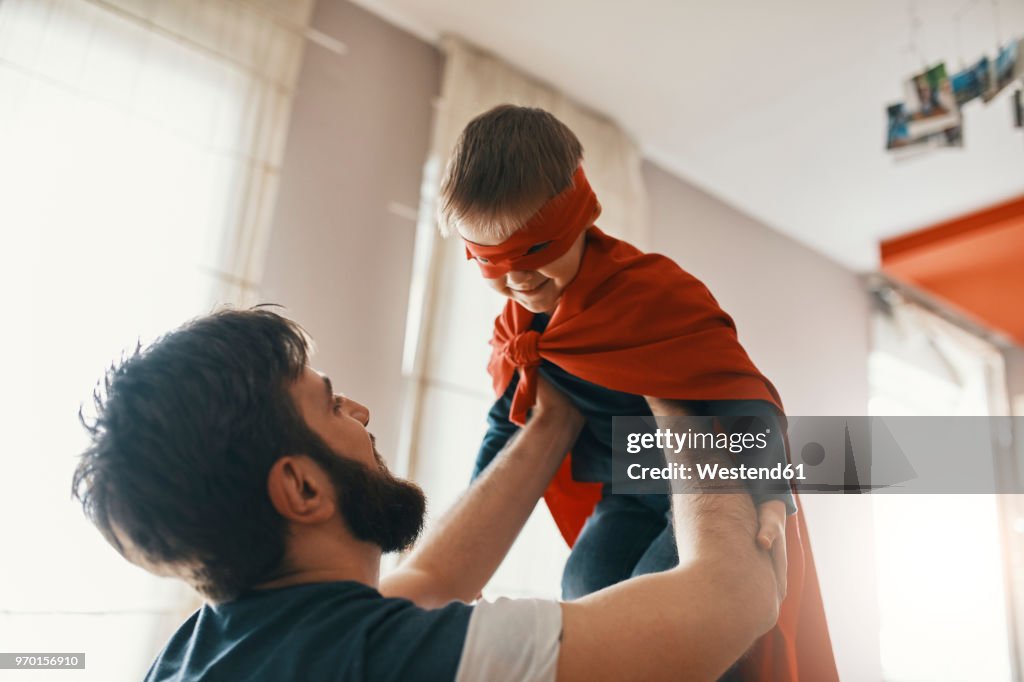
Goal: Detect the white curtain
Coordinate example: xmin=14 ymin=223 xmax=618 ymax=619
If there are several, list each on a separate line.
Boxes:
xmin=395 ymin=36 xmax=648 ymax=599
xmin=0 ymin=0 xmax=313 ymax=678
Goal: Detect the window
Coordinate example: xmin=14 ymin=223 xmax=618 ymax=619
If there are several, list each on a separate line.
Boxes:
xmin=0 ymin=0 xmax=310 ymax=677
xmin=869 ymin=295 xmax=1013 ymax=681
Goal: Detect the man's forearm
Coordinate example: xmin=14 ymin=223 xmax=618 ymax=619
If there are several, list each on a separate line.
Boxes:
xmin=667 ymin=442 xmax=764 ymax=565
xmin=647 ymin=398 xmax=763 ymax=559
xmin=392 ymin=414 xmax=577 ymax=605
xmin=654 ymin=399 xmax=778 ymax=632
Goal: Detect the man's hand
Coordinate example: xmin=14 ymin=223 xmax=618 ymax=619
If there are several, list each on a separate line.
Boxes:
xmin=647 ymin=395 xmax=789 ymax=600
xmin=533 ymin=375 xmax=585 ymax=433
xmin=644 ymin=395 xmax=680 ymax=416
xmin=379 ymin=375 xmax=584 ymax=608
xmin=757 ymin=499 xmax=788 ymax=600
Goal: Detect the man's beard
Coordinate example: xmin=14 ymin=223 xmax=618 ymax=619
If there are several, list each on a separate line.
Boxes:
xmin=310 ymin=435 xmax=426 ymax=553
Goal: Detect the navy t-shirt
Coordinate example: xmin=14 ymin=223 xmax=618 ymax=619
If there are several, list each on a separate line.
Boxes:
xmin=145 ymin=582 xmax=471 ymax=682
xmin=475 ymin=313 xmax=796 ymax=512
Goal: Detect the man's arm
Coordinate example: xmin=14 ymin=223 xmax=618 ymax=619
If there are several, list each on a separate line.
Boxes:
xmin=379 ymin=378 xmax=583 ymax=608
xmin=556 ymin=397 xmax=779 ymax=682
xmin=691 ymin=398 xmax=793 ymax=599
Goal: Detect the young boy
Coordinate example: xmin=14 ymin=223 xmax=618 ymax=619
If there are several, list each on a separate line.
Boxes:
xmin=439 ymin=105 xmax=837 ymax=681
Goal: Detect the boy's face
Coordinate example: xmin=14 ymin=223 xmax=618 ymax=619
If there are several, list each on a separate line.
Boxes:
xmin=459 ymin=224 xmax=588 ymax=314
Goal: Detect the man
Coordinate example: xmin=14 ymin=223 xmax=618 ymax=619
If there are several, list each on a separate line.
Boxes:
xmin=73 ymin=308 xmax=779 ymax=681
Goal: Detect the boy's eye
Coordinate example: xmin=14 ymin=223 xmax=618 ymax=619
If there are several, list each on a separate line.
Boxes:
xmin=333 ymin=396 xmax=344 ymax=414
xmin=525 ymin=241 xmax=552 ymax=255
xmin=475 ymin=256 xmax=490 ymax=263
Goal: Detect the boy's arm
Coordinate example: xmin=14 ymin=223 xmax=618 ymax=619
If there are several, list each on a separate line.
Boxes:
xmin=705 ymin=399 xmax=796 ymax=514
xmin=379 ymin=378 xmax=582 ymax=608
xmin=471 ymin=378 xmax=520 ymax=480
xmin=556 ymin=396 xmax=779 ymax=682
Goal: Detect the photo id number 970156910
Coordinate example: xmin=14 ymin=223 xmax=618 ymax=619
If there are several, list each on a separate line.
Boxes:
xmin=0 ymin=653 xmax=85 ymax=669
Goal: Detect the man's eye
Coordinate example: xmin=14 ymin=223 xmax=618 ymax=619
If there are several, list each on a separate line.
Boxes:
xmin=475 ymin=256 xmax=490 ymax=263
xmin=333 ymin=397 xmax=344 ymax=414
xmin=525 ymin=241 xmax=552 ymax=255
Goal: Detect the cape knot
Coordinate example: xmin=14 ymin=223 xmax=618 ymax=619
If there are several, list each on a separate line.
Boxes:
xmin=503 ymin=330 xmax=541 ymax=367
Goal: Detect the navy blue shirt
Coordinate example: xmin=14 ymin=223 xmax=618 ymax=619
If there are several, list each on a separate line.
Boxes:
xmin=475 ymin=314 xmax=796 ymax=513
xmin=145 ymin=582 xmax=471 ymax=682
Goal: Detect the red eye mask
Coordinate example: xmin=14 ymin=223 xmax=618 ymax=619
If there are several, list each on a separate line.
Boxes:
xmin=462 ymin=166 xmax=600 ymax=278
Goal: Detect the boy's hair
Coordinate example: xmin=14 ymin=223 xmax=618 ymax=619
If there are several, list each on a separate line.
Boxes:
xmin=438 ymin=104 xmax=583 ymax=241
xmin=72 ymin=307 xmax=329 ymax=602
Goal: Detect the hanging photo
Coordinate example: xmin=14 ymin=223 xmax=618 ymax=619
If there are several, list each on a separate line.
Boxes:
xmin=936 ymin=124 xmax=964 ymax=147
xmin=901 ymin=63 xmax=962 ymax=139
xmin=986 ymin=38 xmax=1023 ymax=101
xmin=886 ymin=102 xmax=917 ymax=150
xmin=886 ymin=102 xmax=962 ymax=153
xmin=951 ymin=56 xmax=992 ymax=106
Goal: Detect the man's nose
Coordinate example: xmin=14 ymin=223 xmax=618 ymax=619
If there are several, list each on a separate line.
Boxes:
xmin=345 ymin=399 xmax=370 ymax=427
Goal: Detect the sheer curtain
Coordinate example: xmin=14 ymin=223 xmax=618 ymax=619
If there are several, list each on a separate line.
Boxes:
xmin=395 ymin=36 xmax=648 ymax=598
xmin=0 ymin=0 xmax=313 ymax=678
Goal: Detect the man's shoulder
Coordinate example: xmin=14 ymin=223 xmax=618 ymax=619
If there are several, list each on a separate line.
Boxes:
xmin=145 ymin=581 xmax=475 ymax=682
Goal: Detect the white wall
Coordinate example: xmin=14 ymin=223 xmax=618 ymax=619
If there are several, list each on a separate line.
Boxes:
xmin=644 ymin=161 xmax=870 ymax=416
xmin=261 ymin=0 xmax=441 ymax=462
xmin=645 ymin=161 xmax=880 ymax=681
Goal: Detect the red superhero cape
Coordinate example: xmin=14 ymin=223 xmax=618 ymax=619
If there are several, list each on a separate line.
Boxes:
xmin=487 ymin=227 xmax=838 ymax=682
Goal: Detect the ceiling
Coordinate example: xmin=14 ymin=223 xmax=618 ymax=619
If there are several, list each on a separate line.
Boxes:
xmin=352 ymin=0 xmax=1024 ymax=271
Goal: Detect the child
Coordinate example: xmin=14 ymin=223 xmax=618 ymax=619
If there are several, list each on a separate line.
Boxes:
xmin=439 ymin=104 xmax=837 ymax=682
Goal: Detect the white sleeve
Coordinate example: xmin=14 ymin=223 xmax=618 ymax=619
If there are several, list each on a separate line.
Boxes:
xmin=454 ymin=597 xmax=562 ymax=682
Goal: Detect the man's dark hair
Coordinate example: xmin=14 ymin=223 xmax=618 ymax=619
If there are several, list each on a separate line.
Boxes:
xmin=72 ymin=308 xmax=324 ymax=602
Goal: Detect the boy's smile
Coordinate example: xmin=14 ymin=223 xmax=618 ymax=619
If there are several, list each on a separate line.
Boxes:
xmin=458 ymin=225 xmax=589 ymax=314
xmin=507 ymin=277 xmax=555 ymax=311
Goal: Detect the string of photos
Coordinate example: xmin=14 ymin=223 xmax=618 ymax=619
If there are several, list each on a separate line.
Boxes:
xmin=886 ymin=0 xmax=1023 ymax=154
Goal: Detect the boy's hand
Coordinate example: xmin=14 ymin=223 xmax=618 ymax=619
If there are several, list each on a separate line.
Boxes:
xmin=757 ymin=499 xmax=788 ymax=600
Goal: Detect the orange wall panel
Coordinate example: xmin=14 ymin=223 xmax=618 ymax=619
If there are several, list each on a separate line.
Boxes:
xmin=881 ymin=196 xmax=1024 ymax=344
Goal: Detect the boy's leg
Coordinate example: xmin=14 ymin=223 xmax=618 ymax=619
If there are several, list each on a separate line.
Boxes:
xmin=561 ymin=488 xmax=667 ymax=600
xmin=630 ymin=523 xmax=679 ymax=575
xmin=630 ymin=498 xmax=680 ymax=577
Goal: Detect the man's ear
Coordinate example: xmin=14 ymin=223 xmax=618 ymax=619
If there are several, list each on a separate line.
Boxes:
xmin=266 ymin=456 xmax=336 ymax=524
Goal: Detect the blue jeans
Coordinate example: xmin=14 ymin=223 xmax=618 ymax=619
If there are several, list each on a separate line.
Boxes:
xmin=561 ymin=488 xmax=677 ymax=600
